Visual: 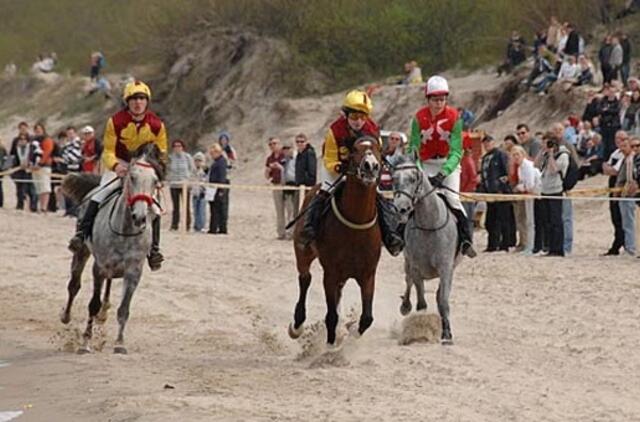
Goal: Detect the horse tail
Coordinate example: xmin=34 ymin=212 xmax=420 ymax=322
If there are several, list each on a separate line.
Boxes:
xmin=62 ymin=173 xmax=101 ymax=202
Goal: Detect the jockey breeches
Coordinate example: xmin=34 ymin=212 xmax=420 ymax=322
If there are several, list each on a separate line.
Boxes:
xmin=92 ymin=170 xmax=121 ymax=203
xmin=319 ymin=165 xmax=341 ymax=193
xmin=421 ymin=159 xmax=464 ymax=213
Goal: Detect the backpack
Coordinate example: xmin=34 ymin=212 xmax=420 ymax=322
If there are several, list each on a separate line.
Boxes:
xmin=557 ymin=151 xmax=579 ymax=192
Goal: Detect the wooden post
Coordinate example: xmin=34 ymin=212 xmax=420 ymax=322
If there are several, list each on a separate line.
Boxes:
xmin=636 ymin=207 xmax=640 ymax=254
xmin=181 ymin=181 xmax=188 ymax=233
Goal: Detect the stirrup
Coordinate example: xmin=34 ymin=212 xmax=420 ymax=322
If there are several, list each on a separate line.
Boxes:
xmin=148 ymin=250 xmax=164 ymax=271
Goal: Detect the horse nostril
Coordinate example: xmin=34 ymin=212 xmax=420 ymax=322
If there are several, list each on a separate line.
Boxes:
xmin=399 ymin=208 xmax=407 ymax=214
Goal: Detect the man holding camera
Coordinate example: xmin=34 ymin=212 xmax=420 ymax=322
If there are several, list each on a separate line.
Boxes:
xmin=536 ymin=133 xmax=570 ymax=257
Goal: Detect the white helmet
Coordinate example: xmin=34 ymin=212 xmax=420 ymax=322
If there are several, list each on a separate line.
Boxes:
xmin=81 ymin=125 xmax=95 ymax=134
xmin=425 ymin=75 xmax=449 ymax=97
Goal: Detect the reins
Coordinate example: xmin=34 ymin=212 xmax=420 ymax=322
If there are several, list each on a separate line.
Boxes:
xmin=392 ymin=163 xmax=450 ymax=232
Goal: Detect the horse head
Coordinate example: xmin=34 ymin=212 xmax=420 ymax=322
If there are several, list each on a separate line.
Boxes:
xmin=391 ymin=154 xmax=433 ymax=223
xmin=349 ymin=135 xmax=381 ymax=186
xmin=126 ymin=143 xmax=163 ymax=228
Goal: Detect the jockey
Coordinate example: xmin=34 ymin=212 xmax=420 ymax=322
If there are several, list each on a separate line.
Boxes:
xmin=300 ymin=90 xmax=404 ymax=256
xmin=408 ymin=75 xmax=476 ymax=258
xmin=68 ymin=80 xmax=168 ymax=270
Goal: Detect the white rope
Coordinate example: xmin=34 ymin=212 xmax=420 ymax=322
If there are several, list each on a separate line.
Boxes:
xmin=4 ymin=178 xmax=639 ymax=202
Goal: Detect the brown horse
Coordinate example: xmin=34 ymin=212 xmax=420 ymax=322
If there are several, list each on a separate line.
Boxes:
xmin=289 ymin=136 xmax=382 ymax=346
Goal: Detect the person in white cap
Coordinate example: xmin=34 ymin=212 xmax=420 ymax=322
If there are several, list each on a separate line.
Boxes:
xmin=407 ymin=75 xmax=476 ymax=257
xmin=80 ymin=125 xmax=100 ymax=174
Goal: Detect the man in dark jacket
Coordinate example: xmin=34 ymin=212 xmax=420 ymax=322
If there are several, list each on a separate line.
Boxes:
xmin=597 ymin=85 xmax=621 ymax=160
xmin=620 ymin=32 xmax=632 ymax=86
xmin=208 ymin=143 xmax=229 ymax=234
xmin=564 ymin=23 xmax=581 ymax=57
xmin=294 ymin=133 xmax=317 ymax=187
xmin=9 ymin=122 xmax=37 ymax=211
xmin=479 ymin=135 xmax=512 ymax=252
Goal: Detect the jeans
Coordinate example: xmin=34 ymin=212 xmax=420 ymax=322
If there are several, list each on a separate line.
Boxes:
xmin=619 ymin=200 xmax=637 ymax=255
xmin=621 ymin=62 xmax=630 ymax=86
xmin=535 ymin=73 xmax=557 ymax=93
xmin=192 ymin=195 xmax=207 ymax=232
xmin=208 ymin=189 xmax=228 ymax=234
xmin=533 ymin=199 xmax=548 ymax=252
xmin=170 ymin=186 xmax=191 ymax=230
xmin=540 ymin=194 xmax=564 ymax=255
xmin=609 ymin=198 xmax=625 ymax=252
xmin=562 ymin=198 xmax=573 ymax=255
xmin=485 ymin=201 xmax=512 ymax=250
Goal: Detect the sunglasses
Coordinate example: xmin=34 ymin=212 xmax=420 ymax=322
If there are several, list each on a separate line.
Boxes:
xmin=348 ymin=112 xmax=368 ymax=121
xmin=295 ymin=140 xmax=306 ymax=144
xmin=130 ymin=95 xmax=148 ymax=101
xmin=631 ymin=144 xmax=640 ymax=148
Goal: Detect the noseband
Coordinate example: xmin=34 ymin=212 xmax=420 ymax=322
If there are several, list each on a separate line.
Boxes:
xmin=125 ymin=161 xmax=157 ymax=208
xmin=392 ymin=163 xmax=438 ymax=205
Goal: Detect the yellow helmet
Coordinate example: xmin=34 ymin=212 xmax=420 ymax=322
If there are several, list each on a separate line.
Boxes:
xmin=342 ymin=90 xmax=372 ymax=115
xmin=122 ymin=80 xmax=152 ymax=102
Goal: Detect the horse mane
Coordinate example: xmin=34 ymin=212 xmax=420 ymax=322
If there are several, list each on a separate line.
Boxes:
xmin=132 ymin=142 xmax=166 ymax=180
xmin=62 ymin=173 xmax=101 ymax=203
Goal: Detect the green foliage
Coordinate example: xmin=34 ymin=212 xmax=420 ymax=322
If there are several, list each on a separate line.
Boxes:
xmin=0 ymin=0 xmax=631 ymax=89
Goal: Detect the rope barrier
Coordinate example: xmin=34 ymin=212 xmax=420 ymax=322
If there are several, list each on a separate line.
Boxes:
xmin=4 ymin=175 xmax=637 ymax=202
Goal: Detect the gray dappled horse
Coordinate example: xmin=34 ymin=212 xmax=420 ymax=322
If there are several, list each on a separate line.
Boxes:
xmin=392 ymin=154 xmax=462 ymax=344
xmin=60 ymin=143 xmax=162 ymax=354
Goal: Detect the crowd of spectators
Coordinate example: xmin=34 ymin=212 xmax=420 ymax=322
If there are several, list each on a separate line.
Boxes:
xmin=0 ymin=122 xmax=98 ymax=215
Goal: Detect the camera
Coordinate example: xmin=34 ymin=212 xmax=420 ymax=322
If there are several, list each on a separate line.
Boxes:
xmin=546 ymin=140 xmax=557 ymax=148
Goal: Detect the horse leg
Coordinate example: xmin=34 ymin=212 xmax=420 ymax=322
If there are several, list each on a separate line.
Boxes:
xmin=288 ymin=272 xmax=311 ymax=339
xmin=114 ymin=270 xmax=142 ymax=354
xmin=415 ymin=278 xmax=427 ymax=312
xmin=96 ymin=278 xmax=112 ymax=324
xmin=400 ymin=270 xmax=414 ymax=316
xmin=436 ymin=271 xmax=454 ymax=345
xmin=355 ymin=274 xmax=375 ymax=337
xmin=60 ymin=246 xmax=90 ymax=324
xmin=323 ymin=273 xmax=340 ymax=347
xmin=78 ymin=264 xmax=104 ymax=354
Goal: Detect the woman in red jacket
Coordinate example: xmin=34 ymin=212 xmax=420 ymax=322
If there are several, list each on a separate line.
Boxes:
xmin=31 ymin=122 xmax=54 ymax=213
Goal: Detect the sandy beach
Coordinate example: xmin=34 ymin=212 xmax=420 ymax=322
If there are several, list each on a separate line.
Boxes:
xmin=1 ymin=177 xmax=640 ymax=422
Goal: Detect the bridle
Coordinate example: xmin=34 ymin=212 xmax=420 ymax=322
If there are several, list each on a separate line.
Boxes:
xmin=392 ymin=163 xmax=449 ymax=232
xmin=392 ymin=163 xmax=438 ymax=205
xmin=109 ymin=160 xmax=161 ymax=237
xmin=125 ymin=161 xmax=157 ymax=208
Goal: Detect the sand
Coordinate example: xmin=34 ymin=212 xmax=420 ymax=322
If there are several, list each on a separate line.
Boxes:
xmin=1 ymin=176 xmax=640 ymax=422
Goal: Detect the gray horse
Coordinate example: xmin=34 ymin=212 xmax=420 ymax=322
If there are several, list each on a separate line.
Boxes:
xmin=392 ymin=155 xmax=462 ymax=344
xmin=60 ymin=144 xmax=162 ymax=354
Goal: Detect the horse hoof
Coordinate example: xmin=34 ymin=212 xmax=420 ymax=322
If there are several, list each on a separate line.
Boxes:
xmin=400 ymin=301 xmax=412 ymax=316
xmin=288 ymin=322 xmax=303 ymax=339
xmin=77 ymin=346 xmax=92 ymax=355
xmin=113 ymin=345 xmax=128 ymax=355
xmin=441 ymin=338 xmax=454 ymax=346
xmin=60 ymin=313 xmax=71 ymax=325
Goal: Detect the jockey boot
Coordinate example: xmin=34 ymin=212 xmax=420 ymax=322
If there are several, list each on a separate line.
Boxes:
xmin=148 ymin=217 xmax=164 ymax=271
xmin=451 ymin=208 xmax=477 ymax=258
xmin=300 ymin=190 xmax=330 ymax=246
xmin=68 ymin=200 xmax=99 ymax=253
xmin=376 ymin=194 xmax=405 ymax=257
